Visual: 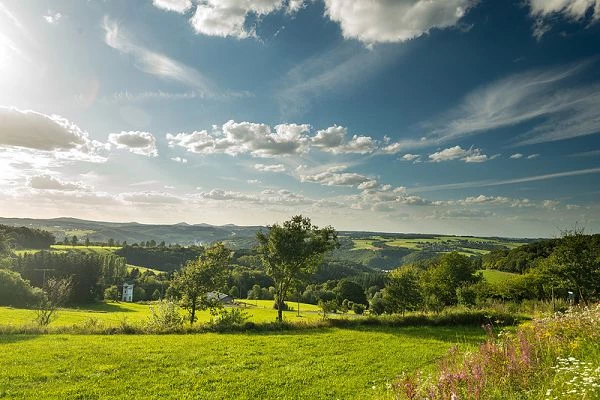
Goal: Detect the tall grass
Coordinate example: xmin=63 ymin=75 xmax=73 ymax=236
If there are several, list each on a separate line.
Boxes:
xmin=393 ymin=304 xmax=600 ymax=399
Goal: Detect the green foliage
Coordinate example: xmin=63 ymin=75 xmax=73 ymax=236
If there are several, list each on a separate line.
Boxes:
xmin=133 ymin=286 xmax=146 ymax=302
xmin=334 ymin=279 xmax=367 ymax=305
xmin=146 ymin=300 xmax=184 ymax=332
xmin=420 ymin=252 xmax=480 ymax=306
xmin=101 ymin=254 xmax=127 ymax=286
xmin=369 ymin=295 xmax=386 ymax=315
xmin=116 ymin=245 xmax=203 ymax=272
xmin=0 ymin=269 xmax=44 ymax=307
xmin=351 ymin=303 xmax=365 ymax=315
xmin=383 ymin=265 xmax=422 ymax=314
xmin=103 ymin=285 xmax=119 ymax=301
xmin=209 ymin=307 xmax=249 ymax=328
xmin=257 ymin=215 xmax=338 ymax=322
xmin=171 ymin=242 xmax=231 ymax=324
xmin=0 ymin=224 xmax=55 ymax=249
xmin=317 ymin=299 xmax=338 ymax=319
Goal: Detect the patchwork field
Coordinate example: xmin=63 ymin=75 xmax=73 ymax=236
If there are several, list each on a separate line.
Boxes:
xmin=351 ymin=235 xmax=527 ymax=256
xmin=0 ymin=326 xmax=484 ymax=399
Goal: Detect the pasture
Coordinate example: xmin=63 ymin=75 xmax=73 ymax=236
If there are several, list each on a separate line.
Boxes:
xmin=0 ymin=300 xmax=325 ymax=327
xmin=0 ymin=326 xmax=485 ymax=399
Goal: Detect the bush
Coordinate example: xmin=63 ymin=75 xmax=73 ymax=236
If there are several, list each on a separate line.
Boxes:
xmin=273 ymin=301 xmax=293 ymax=311
xmin=369 ymin=297 xmax=386 ymax=315
xmin=352 ymin=303 xmax=366 ymax=315
xmin=151 ymin=289 xmax=161 ymax=301
xmin=0 ymin=269 xmax=44 ymax=307
xmin=210 ymin=308 xmax=249 ymax=328
xmin=146 ymin=301 xmax=184 ymax=332
xmin=104 ymin=285 xmax=119 ymax=301
xmin=133 ymin=286 xmax=146 ymax=302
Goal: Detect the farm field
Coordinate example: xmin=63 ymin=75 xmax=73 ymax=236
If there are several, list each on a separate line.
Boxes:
xmin=0 ymin=300 xmax=325 ymax=327
xmin=0 ymin=326 xmax=484 ymax=399
xmin=351 ymin=235 xmax=527 ymax=255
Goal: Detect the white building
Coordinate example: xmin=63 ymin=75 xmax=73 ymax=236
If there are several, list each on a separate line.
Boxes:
xmin=122 ymin=283 xmax=134 ymax=302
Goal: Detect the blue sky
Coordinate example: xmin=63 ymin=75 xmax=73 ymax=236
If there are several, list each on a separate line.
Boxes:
xmin=0 ymin=0 xmax=599 ymax=237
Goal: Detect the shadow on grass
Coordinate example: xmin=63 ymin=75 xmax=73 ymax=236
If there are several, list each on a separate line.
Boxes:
xmin=0 ymin=334 xmax=40 ymax=344
xmin=71 ymin=302 xmax=137 ymax=313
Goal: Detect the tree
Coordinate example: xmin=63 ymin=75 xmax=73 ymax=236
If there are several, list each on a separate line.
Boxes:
xmin=35 ymin=277 xmax=72 ymax=326
xmin=383 ymin=265 xmax=422 ymax=315
xmin=85 ymin=237 xmax=90 ymax=247
xmin=71 ymin=235 xmax=78 ymax=247
xmin=538 ymin=229 xmax=600 ymax=304
xmin=172 ymin=242 xmax=231 ymax=324
xmin=335 ymin=279 xmax=367 ymax=305
xmin=257 ymin=216 xmax=338 ymax=322
xmin=0 ymin=269 xmax=44 ymax=307
xmin=420 ymin=252 xmax=480 ymax=306
xmin=104 ymin=285 xmax=119 ymax=301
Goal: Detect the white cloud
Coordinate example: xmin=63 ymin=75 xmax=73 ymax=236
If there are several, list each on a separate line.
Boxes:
xmin=43 ymin=11 xmax=63 ymax=24
xmin=28 ymin=175 xmax=90 ymax=191
xmin=527 ymin=153 xmax=540 ymax=159
xmin=103 ymin=16 xmax=215 ymax=94
xmin=311 ymin=125 xmax=376 ymax=154
xmin=108 ymin=131 xmax=158 ymax=157
xmin=510 ymin=153 xmax=524 ymax=159
xmin=188 ymin=0 xmax=301 ymax=39
xmin=0 ymin=106 xmax=105 ymax=161
xmin=118 ymin=191 xmax=183 ymax=204
xmin=152 ymin=0 xmax=192 ymax=13
xmin=254 ymin=163 xmax=286 ymax=172
xmin=300 ymin=166 xmax=373 ymax=187
xmin=167 ymin=121 xmax=311 ymax=157
xmin=171 ymin=156 xmax=188 ymax=163
xmin=324 ymin=0 xmax=475 ymax=44
xmin=401 ymin=153 xmax=420 ymax=161
xmin=428 ymin=145 xmax=490 ymax=163
xmin=542 ymin=199 xmax=561 ymax=210
xmin=528 ymin=0 xmax=600 ymax=39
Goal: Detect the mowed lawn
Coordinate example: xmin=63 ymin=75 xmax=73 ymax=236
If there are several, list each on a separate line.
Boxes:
xmin=0 ymin=326 xmax=484 ymax=399
xmin=0 ymin=300 xmax=325 ymax=327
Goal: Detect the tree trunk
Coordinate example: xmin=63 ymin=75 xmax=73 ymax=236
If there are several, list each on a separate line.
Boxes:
xmin=190 ymin=297 xmax=196 ymax=325
xmin=277 ymin=303 xmax=283 ymax=322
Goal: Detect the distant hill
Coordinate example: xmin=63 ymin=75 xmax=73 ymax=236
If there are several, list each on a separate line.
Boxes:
xmin=0 ymin=217 xmax=535 ymax=269
xmin=0 ymin=217 xmax=261 ymax=247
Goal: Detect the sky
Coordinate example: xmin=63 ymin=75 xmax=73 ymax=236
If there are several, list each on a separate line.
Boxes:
xmin=0 ymin=0 xmax=599 ymax=238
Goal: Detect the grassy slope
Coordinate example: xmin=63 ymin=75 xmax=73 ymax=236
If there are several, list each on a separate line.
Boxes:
xmin=0 ymin=326 xmax=484 ymax=399
xmin=479 ymin=269 xmax=520 ymax=284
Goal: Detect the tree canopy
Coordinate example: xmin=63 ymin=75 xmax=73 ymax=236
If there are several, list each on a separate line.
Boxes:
xmin=256 ymin=215 xmax=338 ymax=322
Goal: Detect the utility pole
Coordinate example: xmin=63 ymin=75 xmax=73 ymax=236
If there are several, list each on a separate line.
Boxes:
xmin=33 ymin=268 xmax=55 ymax=287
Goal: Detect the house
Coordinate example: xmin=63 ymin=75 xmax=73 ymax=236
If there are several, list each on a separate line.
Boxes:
xmin=206 ymin=291 xmax=234 ymax=304
xmin=122 ymin=283 xmax=134 ymax=302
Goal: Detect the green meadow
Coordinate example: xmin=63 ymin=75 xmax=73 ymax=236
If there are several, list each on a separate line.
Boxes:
xmin=0 ymin=326 xmax=484 ymax=399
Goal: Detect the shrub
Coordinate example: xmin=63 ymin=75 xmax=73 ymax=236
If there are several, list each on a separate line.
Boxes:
xmin=352 ymin=303 xmax=366 ymax=315
xmin=104 ymin=285 xmax=119 ymax=301
xmin=146 ymin=300 xmax=184 ymax=332
xmin=369 ymin=296 xmax=386 ymax=315
xmin=133 ymin=286 xmax=146 ymax=302
xmin=209 ymin=308 xmax=249 ymax=328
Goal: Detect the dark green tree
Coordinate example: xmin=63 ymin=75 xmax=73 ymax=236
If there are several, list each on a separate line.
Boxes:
xmin=257 ymin=216 xmax=338 ymax=322
xmin=419 ymin=252 xmax=480 ymax=306
xmin=383 ymin=265 xmax=422 ymax=315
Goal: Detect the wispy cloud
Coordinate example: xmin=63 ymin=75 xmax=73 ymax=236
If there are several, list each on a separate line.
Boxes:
xmin=102 ymin=16 xmax=216 ymax=96
xmin=417 ymin=60 xmax=600 ymax=148
xmin=409 ymin=167 xmax=600 ymax=193
xmin=277 ymin=44 xmax=397 ymax=116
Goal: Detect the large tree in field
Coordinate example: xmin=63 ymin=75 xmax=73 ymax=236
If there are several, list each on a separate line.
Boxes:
xmin=383 ymin=265 xmax=422 ymax=315
xmin=172 ymin=242 xmax=231 ymax=324
xmin=420 ymin=252 xmax=479 ymax=307
xmin=257 ymin=215 xmax=338 ymax=322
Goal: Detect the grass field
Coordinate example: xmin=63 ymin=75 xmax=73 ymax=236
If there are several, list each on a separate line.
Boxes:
xmin=479 ymin=269 xmax=520 ymax=284
xmin=0 ymin=300 xmax=326 ymax=327
xmin=0 ymin=325 xmax=484 ymax=399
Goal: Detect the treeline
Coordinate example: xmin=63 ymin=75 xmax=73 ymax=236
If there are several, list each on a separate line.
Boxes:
xmin=482 ymin=239 xmax=561 ymax=273
xmin=115 ymin=245 xmax=203 ymax=272
xmin=0 ymin=225 xmax=54 ymax=249
xmin=12 ymin=251 xmax=128 ymax=304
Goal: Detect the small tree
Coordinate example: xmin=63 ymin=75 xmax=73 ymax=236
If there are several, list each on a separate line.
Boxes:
xmin=257 ymin=216 xmax=338 ymax=322
xmin=172 ymin=242 xmax=231 ymax=324
xmin=35 ymin=277 xmax=72 ymax=326
xmin=318 ymin=299 xmax=337 ymax=320
xmin=71 ymin=235 xmax=78 ymax=247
